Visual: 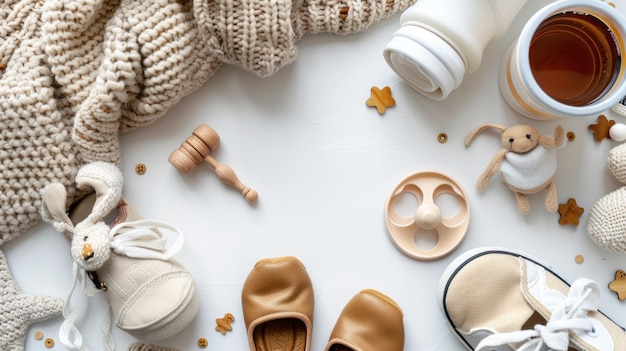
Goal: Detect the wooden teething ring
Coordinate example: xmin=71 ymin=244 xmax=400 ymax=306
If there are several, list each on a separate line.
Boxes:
xmin=385 ymin=171 xmax=470 ymax=260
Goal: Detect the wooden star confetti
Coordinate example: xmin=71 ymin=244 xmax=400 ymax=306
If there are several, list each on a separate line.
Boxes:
xmin=366 ymin=86 xmax=395 ymax=115
xmin=609 ymin=270 xmax=626 ymax=301
xmin=215 ymin=313 xmax=235 ymax=335
xmin=588 ymin=115 xmax=615 ymax=142
xmin=0 ymin=250 xmax=63 ymax=350
xmin=558 ymin=198 xmax=584 ymax=226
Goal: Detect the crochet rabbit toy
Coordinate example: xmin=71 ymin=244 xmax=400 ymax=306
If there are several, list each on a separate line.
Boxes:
xmin=465 ymin=124 xmax=565 ymax=215
xmin=588 ymin=142 xmax=626 ymax=253
xmin=41 ymin=162 xmax=195 ymax=350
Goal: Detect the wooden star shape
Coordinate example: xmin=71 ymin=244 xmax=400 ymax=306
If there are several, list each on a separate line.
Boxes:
xmin=366 ymin=86 xmax=395 ymax=114
xmin=558 ymin=198 xmax=584 ymax=226
xmin=0 ymin=250 xmax=63 ymax=350
xmin=215 ymin=313 xmax=235 ymax=335
xmin=609 ymin=270 xmax=626 ymax=301
xmin=588 ymin=115 xmax=615 ymax=142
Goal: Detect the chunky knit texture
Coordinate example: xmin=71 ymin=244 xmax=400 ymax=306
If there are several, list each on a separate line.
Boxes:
xmin=0 ymin=0 xmax=83 ymax=244
xmin=129 ymin=341 xmax=181 ymax=351
xmin=0 ymin=0 xmax=414 ymax=245
xmin=0 ymin=249 xmax=64 ymax=351
xmin=588 ymin=187 xmax=626 ymax=253
xmin=608 ymin=142 xmax=626 ymax=184
xmin=588 ymin=142 xmax=626 ymax=253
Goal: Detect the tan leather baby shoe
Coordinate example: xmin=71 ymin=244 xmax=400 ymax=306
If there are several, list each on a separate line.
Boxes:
xmin=241 ymin=256 xmax=314 ymax=351
xmin=324 ymin=289 xmax=405 ymax=351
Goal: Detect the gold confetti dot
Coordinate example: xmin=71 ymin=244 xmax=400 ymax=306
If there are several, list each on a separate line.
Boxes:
xmin=34 ymin=331 xmax=43 ymax=340
xmin=575 ymin=255 xmax=584 ymax=264
xmin=135 ymin=163 xmax=147 ymax=175
xmin=197 ymin=337 xmax=208 ymax=348
xmin=45 ymin=338 xmax=54 ymax=348
xmin=438 ymin=133 xmax=448 ymax=143
xmin=567 ymin=131 xmax=575 ymax=142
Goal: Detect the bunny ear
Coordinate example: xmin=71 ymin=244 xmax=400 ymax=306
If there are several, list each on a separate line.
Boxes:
xmin=41 ymin=183 xmax=74 ymax=238
xmin=75 ymin=161 xmax=124 ymax=224
xmin=465 ymin=124 xmax=507 ymax=146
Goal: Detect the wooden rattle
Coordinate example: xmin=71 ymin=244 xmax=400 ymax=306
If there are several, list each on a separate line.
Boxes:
xmin=169 ymin=125 xmax=258 ymax=203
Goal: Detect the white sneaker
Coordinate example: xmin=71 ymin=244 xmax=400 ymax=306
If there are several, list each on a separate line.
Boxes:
xmin=438 ymin=247 xmax=626 ymax=350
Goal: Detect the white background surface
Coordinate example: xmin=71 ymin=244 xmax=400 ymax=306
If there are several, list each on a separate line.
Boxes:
xmin=7 ymin=0 xmax=626 ymax=350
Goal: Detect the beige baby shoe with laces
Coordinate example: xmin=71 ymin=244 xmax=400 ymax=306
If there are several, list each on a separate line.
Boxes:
xmin=42 ymin=161 xmax=198 ymax=349
xmin=438 ymin=247 xmax=626 ymax=351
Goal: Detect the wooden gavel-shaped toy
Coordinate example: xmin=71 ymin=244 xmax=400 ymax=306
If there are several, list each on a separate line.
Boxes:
xmin=169 ymin=125 xmax=258 ymax=203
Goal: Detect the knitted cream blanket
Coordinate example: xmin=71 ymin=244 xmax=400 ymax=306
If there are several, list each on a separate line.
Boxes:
xmin=0 ymin=0 xmax=414 ymax=244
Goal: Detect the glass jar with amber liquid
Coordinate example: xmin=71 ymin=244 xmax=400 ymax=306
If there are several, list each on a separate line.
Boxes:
xmin=500 ymin=0 xmax=626 ymax=119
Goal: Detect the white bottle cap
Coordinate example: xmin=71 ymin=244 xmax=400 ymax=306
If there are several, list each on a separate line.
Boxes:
xmin=384 ymin=25 xmax=466 ymax=100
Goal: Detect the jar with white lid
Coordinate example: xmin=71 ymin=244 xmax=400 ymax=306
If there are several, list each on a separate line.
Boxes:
xmin=499 ymin=0 xmax=626 ymax=119
xmin=384 ymin=0 xmax=527 ymax=100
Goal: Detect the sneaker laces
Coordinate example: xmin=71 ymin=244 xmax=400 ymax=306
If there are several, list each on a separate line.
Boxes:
xmin=59 ymin=219 xmax=184 ymax=351
xmin=476 ymin=278 xmax=600 ymax=351
xmin=59 ymin=261 xmax=113 ymax=351
xmin=109 ymin=219 xmax=184 ymax=260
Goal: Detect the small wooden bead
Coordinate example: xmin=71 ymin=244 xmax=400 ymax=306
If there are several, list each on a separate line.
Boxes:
xmin=438 ymin=133 xmax=448 ymax=143
xmin=45 ymin=338 xmax=55 ymax=348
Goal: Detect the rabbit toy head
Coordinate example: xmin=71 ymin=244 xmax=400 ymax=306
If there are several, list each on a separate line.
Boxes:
xmin=42 ymin=161 xmax=123 ymax=272
xmin=465 ymin=124 xmax=562 ymax=154
xmin=465 ymin=123 xmax=565 ymax=215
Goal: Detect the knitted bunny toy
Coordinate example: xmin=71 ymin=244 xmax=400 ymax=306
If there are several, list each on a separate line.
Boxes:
xmin=465 ymin=124 xmax=565 ymax=215
xmin=588 ymin=142 xmax=626 ymax=253
xmin=0 ymin=0 xmax=415 ymax=245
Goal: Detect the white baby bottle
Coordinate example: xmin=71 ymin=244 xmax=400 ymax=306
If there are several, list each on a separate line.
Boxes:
xmin=384 ymin=0 xmax=527 ymax=100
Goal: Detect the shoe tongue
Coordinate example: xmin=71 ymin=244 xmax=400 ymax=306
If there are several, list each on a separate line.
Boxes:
xmin=521 ymin=311 xmax=547 ymax=330
xmin=520 ymin=258 xmax=573 ymax=322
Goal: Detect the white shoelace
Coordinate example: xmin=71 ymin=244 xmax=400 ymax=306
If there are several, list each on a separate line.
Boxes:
xmin=476 ymin=278 xmax=600 ymax=351
xmin=59 ymin=220 xmax=184 ymax=351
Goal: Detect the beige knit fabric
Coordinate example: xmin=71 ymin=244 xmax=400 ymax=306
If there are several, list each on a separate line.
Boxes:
xmin=588 ymin=187 xmax=626 ymax=253
xmin=588 ymin=143 xmax=626 ymax=253
xmin=0 ymin=0 xmax=84 ymax=243
xmin=607 ymin=142 xmax=626 ymax=184
xmin=0 ymin=0 xmax=414 ymax=245
xmin=129 ymin=341 xmax=181 ymax=351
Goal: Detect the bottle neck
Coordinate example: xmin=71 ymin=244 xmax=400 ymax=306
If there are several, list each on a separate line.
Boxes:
xmin=384 ymin=25 xmax=465 ymax=100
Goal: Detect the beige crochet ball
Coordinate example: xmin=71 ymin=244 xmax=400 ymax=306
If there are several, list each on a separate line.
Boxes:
xmin=587 ymin=186 xmax=626 ymax=253
xmin=608 ymin=142 xmax=626 ymax=184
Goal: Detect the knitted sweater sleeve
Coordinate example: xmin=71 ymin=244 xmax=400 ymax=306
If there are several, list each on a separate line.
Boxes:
xmin=71 ymin=0 xmax=221 ymax=163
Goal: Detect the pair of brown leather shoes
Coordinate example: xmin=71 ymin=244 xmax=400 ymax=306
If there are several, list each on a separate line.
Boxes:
xmin=241 ymin=256 xmax=405 ymax=351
